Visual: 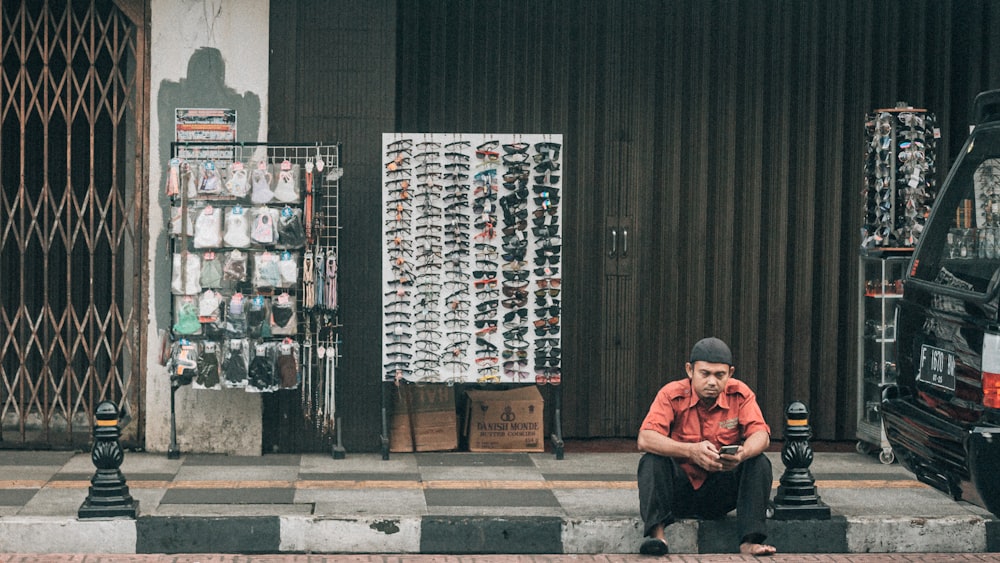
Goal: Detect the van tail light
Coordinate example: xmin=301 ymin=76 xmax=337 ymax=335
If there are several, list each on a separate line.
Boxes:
xmin=983 ymin=333 xmax=1000 ymax=408
xmin=984 ymin=371 xmax=1000 ymax=409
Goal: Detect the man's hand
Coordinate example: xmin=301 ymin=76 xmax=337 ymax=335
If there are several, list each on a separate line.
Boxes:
xmin=717 ymin=446 xmax=742 ymax=471
xmin=688 ymin=440 xmax=727 ymax=472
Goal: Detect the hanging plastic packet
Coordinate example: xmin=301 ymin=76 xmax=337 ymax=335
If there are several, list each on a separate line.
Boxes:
xmin=223 ymin=205 xmax=251 ymax=248
xmin=199 ymin=161 xmax=222 ymax=195
xmin=246 ymin=294 xmax=271 ymax=338
xmin=250 ymin=160 xmax=274 ymax=204
xmin=200 ymin=251 xmax=223 ymax=288
xmin=172 ymin=295 xmax=201 ymax=336
xmin=276 ymin=207 xmax=306 ymax=248
xmin=193 ymin=204 xmax=223 ymax=249
xmin=225 ymin=161 xmax=249 ymax=198
xmin=169 ymin=205 xmax=193 ymax=237
xmin=171 ymin=252 xmax=202 ymax=295
xmin=278 ymin=251 xmax=298 ymax=288
xmin=199 ymin=289 xmax=225 ymax=338
xmin=221 ymin=338 xmax=249 ymax=388
xmin=225 ymin=292 xmax=247 ymax=338
xmin=165 ymin=158 xmax=180 ymax=197
xmin=253 ymin=251 xmax=282 ymax=289
xmin=276 ymin=338 xmax=299 ymax=389
xmin=250 ymin=206 xmax=277 ymax=246
xmin=170 ymin=338 xmax=198 ymax=385
xmin=247 ymin=341 xmax=277 ymax=392
xmin=270 ymin=292 xmax=297 ymax=336
xmin=181 ymin=160 xmax=199 ymax=200
xmin=272 ymin=159 xmax=300 ymax=203
xmin=222 ymin=249 xmax=248 ymax=283
xmin=194 ymin=340 xmax=222 ymax=390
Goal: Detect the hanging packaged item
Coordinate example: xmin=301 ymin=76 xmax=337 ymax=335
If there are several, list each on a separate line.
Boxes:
xmin=172 ymin=295 xmax=202 ymax=336
xmin=270 ymin=293 xmax=297 ymax=336
xmin=223 ymin=205 xmax=252 ymax=248
xmin=171 ymin=252 xmax=201 ymax=295
xmin=276 ymin=338 xmax=299 ymax=389
xmin=224 ymin=293 xmax=247 ymax=338
xmin=272 ymin=159 xmax=300 ymax=203
xmin=169 ymin=339 xmax=199 ymax=385
xmin=194 ymin=341 xmax=222 ymax=390
xmin=198 ymin=289 xmax=225 ymax=338
xmin=225 ymin=161 xmax=250 ymax=198
xmin=221 ymin=338 xmax=249 ymax=388
xmin=250 ymin=160 xmax=274 ymax=204
xmin=199 ymin=161 xmax=222 ymax=195
xmin=276 ymin=207 xmax=306 ymax=248
xmin=200 ymin=251 xmax=224 ymax=288
xmin=245 ymin=294 xmax=271 ymax=338
xmin=247 ymin=341 xmax=277 ymax=392
xmin=252 ymin=251 xmax=282 ymax=289
xmin=250 ymin=206 xmax=278 ymax=246
xmin=278 ymin=251 xmax=298 ymax=288
xmin=192 ymin=204 xmax=223 ymax=249
xmin=222 ymin=249 xmax=248 ymax=283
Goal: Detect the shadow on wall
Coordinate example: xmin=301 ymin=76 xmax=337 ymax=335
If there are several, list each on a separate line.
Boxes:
xmin=155 ymin=47 xmax=261 ymax=326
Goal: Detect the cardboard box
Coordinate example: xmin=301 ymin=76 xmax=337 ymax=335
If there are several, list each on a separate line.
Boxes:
xmin=464 ymin=386 xmax=544 ymax=452
xmin=390 ymin=384 xmax=458 ymax=452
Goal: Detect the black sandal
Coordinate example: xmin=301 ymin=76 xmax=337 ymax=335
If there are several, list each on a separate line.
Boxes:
xmin=639 ymin=537 xmax=669 ymax=556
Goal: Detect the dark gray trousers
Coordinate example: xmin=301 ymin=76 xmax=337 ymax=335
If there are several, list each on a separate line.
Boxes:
xmin=637 ymin=452 xmax=771 ymax=544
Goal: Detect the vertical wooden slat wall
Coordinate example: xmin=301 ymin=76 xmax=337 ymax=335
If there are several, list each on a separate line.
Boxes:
xmin=268 ymin=0 xmax=999 ymax=451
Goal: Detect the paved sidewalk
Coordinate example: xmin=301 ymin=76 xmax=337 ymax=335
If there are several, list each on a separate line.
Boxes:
xmin=0 ymin=449 xmax=996 ymax=555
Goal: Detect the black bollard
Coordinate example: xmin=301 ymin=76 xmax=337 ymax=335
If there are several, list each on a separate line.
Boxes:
xmin=78 ymin=400 xmax=139 ymax=519
xmin=771 ymin=401 xmax=830 ymax=520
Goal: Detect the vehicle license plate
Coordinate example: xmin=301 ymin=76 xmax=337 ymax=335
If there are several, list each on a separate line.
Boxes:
xmin=918 ymin=345 xmax=956 ymax=391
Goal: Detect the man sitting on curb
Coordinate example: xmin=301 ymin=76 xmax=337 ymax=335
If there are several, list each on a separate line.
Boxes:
xmin=636 ymin=337 xmax=777 ymax=556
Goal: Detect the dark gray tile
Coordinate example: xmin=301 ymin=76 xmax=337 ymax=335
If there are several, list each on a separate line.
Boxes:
xmin=813 ymin=472 xmax=911 ymax=481
xmin=182 ymin=454 xmax=300 ymax=466
xmin=0 ymin=489 xmax=37 ymax=506
xmin=417 ymin=452 xmax=532 ymax=467
xmin=424 ymin=488 xmax=559 ymax=507
xmin=542 ymin=473 xmax=634 ymax=481
xmin=0 ymin=451 xmax=75 ymax=466
xmin=421 ymin=515 xmax=562 ymax=554
xmin=299 ymin=472 xmax=421 ymax=481
xmin=55 ymin=472 xmax=175 ymax=482
xmin=137 ymin=516 xmax=280 ymax=554
xmin=160 ymin=488 xmax=294 ymax=504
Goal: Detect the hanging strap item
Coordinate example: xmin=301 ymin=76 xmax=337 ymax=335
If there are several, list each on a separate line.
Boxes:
xmin=302 ymin=251 xmax=316 ymax=309
xmin=325 ymin=252 xmax=338 ymax=310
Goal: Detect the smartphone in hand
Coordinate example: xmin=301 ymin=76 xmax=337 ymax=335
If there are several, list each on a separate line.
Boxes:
xmin=719 ymin=445 xmax=740 ymax=456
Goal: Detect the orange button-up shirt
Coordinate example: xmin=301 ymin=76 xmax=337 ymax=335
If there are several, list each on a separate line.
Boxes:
xmin=639 ymin=377 xmax=770 ymax=489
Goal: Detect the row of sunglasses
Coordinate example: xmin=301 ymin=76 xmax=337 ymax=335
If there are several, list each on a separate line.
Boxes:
xmin=861 ymin=110 xmax=938 ymax=249
xmin=382 ymin=137 xmax=563 ymax=384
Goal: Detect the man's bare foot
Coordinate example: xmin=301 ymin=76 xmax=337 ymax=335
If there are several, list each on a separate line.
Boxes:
xmin=739 ymin=542 xmax=776 ymax=556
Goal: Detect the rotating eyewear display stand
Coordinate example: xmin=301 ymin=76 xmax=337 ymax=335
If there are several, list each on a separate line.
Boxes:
xmin=166 ymin=141 xmax=343 ymax=459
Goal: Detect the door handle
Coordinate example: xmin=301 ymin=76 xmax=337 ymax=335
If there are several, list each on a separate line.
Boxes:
xmin=622 ymin=228 xmax=628 ymax=257
xmin=609 ymin=228 xmax=617 ymax=257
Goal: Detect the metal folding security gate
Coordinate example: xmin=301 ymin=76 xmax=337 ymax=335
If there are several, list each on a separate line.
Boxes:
xmin=0 ymin=0 xmax=147 ymax=448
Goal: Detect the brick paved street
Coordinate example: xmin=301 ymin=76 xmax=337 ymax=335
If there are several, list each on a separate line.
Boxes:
xmin=3 ymin=554 xmax=1000 ymax=562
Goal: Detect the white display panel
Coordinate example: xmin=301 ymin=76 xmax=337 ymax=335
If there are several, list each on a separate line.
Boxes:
xmin=382 ymin=134 xmax=563 ymax=384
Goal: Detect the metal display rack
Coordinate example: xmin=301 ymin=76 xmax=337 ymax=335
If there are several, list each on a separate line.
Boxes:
xmin=166 ymin=141 xmax=344 ymax=458
xmin=378 ymin=133 xmax=565 ymax=459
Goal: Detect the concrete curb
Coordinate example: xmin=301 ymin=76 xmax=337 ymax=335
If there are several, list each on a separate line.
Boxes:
xmin=2 ymin=514 xmax=997 ymax=554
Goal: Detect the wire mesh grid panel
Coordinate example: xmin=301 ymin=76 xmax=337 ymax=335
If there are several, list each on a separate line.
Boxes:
xmin=166 ymin=142 xmax=341 ymax=416
xmin=382 ymin=133 xmax=563 ymax=385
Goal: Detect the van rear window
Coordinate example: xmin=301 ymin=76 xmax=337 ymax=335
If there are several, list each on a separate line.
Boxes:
xmin=912 ymin=127 xmax=1000 ymax=296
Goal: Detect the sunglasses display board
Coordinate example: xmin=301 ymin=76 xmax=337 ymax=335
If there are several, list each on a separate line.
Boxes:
xmin=861 ymin=106 xmax=939 ymax=249
xmin=166 ymin=142 xmax=344 ymax=453
xmin=382 ymin=134 xmax=563 ymax=385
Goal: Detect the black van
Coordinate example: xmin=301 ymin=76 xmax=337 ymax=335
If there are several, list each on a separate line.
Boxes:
xmin=882 ymin=89 xmax=1000 ymax=517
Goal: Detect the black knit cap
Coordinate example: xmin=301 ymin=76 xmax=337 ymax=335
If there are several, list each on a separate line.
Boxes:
xmin=689 ymin=337 xmax=733 ymax=366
